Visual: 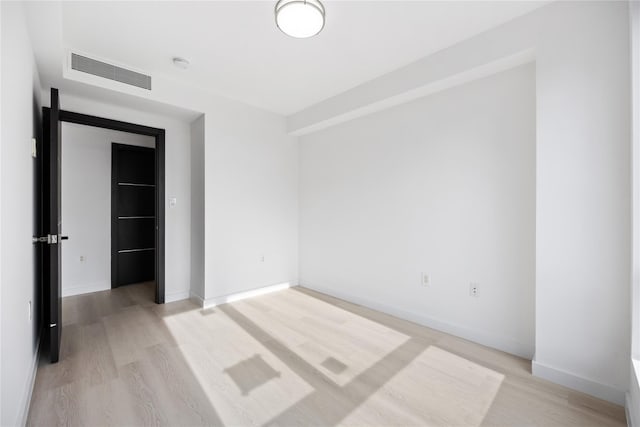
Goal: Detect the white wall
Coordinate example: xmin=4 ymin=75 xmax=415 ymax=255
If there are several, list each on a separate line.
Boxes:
xmin=44 ymin=93 xmax=193 ymax=303
xmin=203 ymin=107 xmax=299 ymax=304
xmin=0 ymin=2 xmax=43 ymax=425
xmin=61 ymin=123 xmax=154 ymax=297
xmin=292 ymin=1 xmax=631 ymax=405
xmin=300 ymin=64 xmax=536 ymax=358
xmin=533 ymin=1 xmax=630 ymax=406
xmin=190 ymin=115 xmax=205 ymax=300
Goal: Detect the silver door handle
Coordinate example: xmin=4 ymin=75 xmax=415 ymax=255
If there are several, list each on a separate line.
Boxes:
xmin=32 ymin=235 xmax=68 ymax=244
xmin=32 ymin=234 xmax=57 ymax=244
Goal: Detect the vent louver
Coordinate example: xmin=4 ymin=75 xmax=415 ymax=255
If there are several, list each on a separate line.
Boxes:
xmin=71 ymin=53 xmax=152 ymax=90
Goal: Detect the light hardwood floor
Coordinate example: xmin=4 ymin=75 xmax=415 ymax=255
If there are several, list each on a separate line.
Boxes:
xmin=27 ymin=282 xmax=626 ymax=426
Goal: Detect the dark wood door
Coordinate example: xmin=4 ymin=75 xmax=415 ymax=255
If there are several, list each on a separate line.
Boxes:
xmin=112 ymin=143 xmax=156 ymax=287
xmin=43 ymin=88 xmax=62 ymax=363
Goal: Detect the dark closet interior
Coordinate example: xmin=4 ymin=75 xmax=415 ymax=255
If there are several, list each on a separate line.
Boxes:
xmin=111 ymin=143 xmax=156 ymax=287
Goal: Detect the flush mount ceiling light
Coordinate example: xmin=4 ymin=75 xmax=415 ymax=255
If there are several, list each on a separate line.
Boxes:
xmin=275 ymin=0 xmax=325 ymax=39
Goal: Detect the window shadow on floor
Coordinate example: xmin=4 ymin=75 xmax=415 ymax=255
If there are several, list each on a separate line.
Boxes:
xmin=224 ymin=354 xmax=281 ymax=395
xmin=321 ymin=356 xmax=348 ymax=375
xmin=219 ymin=303 xmax=431 ymax=426
xmin=218 ymin=286 xmax=516 ymax=427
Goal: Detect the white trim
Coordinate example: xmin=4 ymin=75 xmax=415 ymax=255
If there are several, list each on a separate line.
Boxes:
xmin=195 ymin=282 xmax=293 ymax=309
xmin=189 ymin=291 xmax=205 ymax=307
xmin=630 ymin=0 xmax=640 ymax=363
xmin=61 ymin=280 xmax=110 ymax=297
xmin=532 ymin=359 xmax=625 ymax=405
xmin=164 ymin=289 xmax=190 ymax=303
xmin=18 ymin=336 xmax=40 ymax=427
xmin=627 ymin=392 xmax=638 ymax=427
xmin=629 ymin=3 xmax=640 ymax=422
xmin=300 ymin=282 xmax=533 ymax=359
xmin=627 ymin=360 xmax=640 ymax=427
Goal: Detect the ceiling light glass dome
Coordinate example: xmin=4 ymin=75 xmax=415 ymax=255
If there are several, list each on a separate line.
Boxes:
xmin=275 ymin=0 xmax=325 ymax=39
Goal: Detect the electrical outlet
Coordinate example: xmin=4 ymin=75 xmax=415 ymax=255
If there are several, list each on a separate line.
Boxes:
xmin=80 ymin=255 xmax=85 ymax=262
xmin=469 ymin=283 xmax=479 ymax=297
xmin=421 ymin=273 xmax=430 ymax=287
xmin=261 ymin=255 xmax=265 ymax=262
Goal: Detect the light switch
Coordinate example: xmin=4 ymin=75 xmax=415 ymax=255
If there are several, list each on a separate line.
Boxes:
xmin=169 ymin=197 xmax=177 ymax=208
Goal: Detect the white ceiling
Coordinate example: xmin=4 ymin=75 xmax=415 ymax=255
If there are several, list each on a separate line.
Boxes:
xmin=43 ymin=1 xmax=547 ymax=115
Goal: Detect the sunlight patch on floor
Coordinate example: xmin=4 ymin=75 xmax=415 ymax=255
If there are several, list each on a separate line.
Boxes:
xmin=157 ymin=290 xmax=502 ymax=426
xmin=160 ymin=302 xmax=314 ymax=426
xmin=234 ymin=289 xmax=411 ymax=387
xmin=343 ymin=346 xmax=505 ymax=426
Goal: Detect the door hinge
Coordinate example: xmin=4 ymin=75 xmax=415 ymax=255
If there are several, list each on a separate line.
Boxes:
xmin=32 ymin=234 xmax=58 ymax=244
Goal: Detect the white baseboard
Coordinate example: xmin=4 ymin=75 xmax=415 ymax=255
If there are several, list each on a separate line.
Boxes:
xmin=190 ymin=291 xmax=205 ymax=307
xmin=62 ymin=280 xmax=110 ymax=297
xmin=18 ymin=335 xmax=41 ymax=427
xmin=165 ymin=289 xmax=190 ymax=303
xmin=626 ymin=361 xmax=640 ymax=427
xmin=194 ymin=282 xmax=293 ymax=309
xmin=627 ymin=392 xmax=637 ymax=427
xmin=532 ymin=359 xmax=625 ymax=405
xmin=301 ymin=282 xmax=533 ymax=359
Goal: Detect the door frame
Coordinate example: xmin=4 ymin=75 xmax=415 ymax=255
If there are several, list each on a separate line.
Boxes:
xmin=54 ymin=109 xmax=166 ymax=304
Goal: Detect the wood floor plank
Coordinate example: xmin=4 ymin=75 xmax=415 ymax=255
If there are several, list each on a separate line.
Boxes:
xmin=32 ymin=322 xmax=118 ymax=392
xmin=102 ymin=304 xmax=176 ymax=366
xmin=27 ymin=282 xmax=626 ymax=427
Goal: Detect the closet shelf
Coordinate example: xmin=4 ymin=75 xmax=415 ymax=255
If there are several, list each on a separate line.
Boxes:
xmin=118 ymin=182 xmax=155 ymax=187
xmin=118 ymin=248 xmax=156 ymax=254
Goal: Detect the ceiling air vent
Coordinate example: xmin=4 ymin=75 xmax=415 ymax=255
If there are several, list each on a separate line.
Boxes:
xmin=71 ymin=53 xmax=152 ymax=90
